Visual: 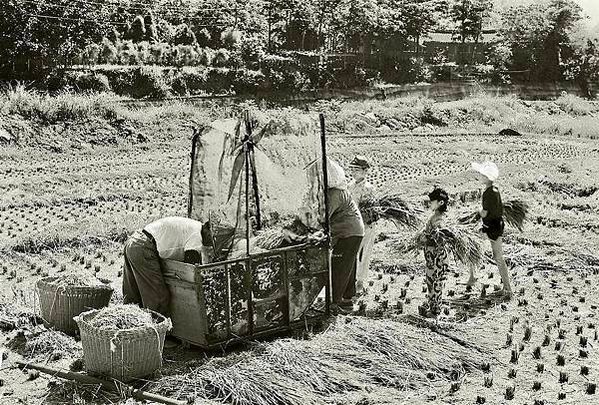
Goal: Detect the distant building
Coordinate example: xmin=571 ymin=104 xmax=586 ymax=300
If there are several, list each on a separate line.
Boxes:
xmin=422 ymin=29 xmax=501 ymax=65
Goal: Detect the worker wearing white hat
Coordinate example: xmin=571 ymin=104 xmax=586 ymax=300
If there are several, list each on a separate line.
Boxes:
xmin=326 ymin=158 xmax=365 ymax=311
xmin=472 ymin=161 xmax=512 ymax=299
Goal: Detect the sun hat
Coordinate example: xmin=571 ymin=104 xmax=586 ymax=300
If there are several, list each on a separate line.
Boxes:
xmin=471 ymin=161 xmax=499 ymax=182
xmin=348 ymin=155 xmax=371 ymax=170
xmin=327 ymin=158 xmax=347 ymax=189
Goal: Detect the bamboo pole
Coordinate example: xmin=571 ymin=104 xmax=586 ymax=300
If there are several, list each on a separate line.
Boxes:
xmin=16 ymin=361 xmax=187 ymax=405
xmin=319 ymin=113 xmax=331 ymax=315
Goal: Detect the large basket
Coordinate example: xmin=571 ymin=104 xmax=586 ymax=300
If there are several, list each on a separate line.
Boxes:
xmin=36 ymin=276 xmax=113 ymax=335
xmin=74 ymin=308 xmax=172 ymax=382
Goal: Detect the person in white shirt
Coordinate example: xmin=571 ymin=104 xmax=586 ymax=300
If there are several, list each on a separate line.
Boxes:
xmin=346 ymin=156 xmax=377 ymax=295
xmin=122 ymin=216 xmax=211 ymax=316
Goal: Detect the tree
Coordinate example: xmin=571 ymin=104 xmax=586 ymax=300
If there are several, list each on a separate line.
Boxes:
xmin=400 ymin=0 xmax=442 ymax=54
xmin=173 ymin=23 xmax=197 ymax=46
xmin=498 ymin=0 xmax=583 ymax=82
xmin=129 ymin=16 xmax=147 ymax=42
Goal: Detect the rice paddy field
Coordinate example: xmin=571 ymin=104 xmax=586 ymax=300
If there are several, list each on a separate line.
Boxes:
xmin=0 ymin=90 xmax=598 ymax=404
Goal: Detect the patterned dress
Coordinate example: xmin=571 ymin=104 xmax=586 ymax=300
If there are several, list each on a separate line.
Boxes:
xmin=422 ymin=213 xmax=449 ymax=315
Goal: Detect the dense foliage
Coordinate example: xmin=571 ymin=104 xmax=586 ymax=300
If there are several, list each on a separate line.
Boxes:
xmin=1 ymin=0 xmax=597 ymax=93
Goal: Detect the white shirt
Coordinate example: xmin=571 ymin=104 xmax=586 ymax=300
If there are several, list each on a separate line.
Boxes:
xmin=347 ymin=178 xmax=375 ymax=203
xmin=144 ymin=217 xmax=204 ymax=261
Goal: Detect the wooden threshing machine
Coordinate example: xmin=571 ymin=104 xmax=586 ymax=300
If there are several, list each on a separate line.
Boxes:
xmin=162 ymin=112 xmax=332 ymax=349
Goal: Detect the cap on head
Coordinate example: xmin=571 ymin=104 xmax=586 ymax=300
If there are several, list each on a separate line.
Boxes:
xmin=349 ymin=155 xmax=371 ymax=170
xmin=471 ymin=161 xmax=499 ymax=182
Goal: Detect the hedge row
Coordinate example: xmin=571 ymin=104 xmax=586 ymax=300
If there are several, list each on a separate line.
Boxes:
xmin=44 ymin=63 xmax=381 ymax=98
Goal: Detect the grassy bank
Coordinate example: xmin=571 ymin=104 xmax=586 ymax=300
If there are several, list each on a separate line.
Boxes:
xmin=1 ymin=87 xmax=599 ymax=148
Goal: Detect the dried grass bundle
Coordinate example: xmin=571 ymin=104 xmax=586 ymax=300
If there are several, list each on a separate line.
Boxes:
xmin=359 ymin=195 xmax=422 ymax=228
xmin=88 ymin=304 xmax=154 ymax=330
xmin=400 ymin=225 xmax=483 ymax=268
xmin=458 ymin=199 xmax=529 ymax=232
xmin=151 ymin=316 xmax=491 ymax=404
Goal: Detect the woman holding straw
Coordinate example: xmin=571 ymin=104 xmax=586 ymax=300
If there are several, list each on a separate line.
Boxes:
xmin=471 ymin=161 xmax=513 ymax=299
xmin=420 ymin=187 xmax=452 ymax=317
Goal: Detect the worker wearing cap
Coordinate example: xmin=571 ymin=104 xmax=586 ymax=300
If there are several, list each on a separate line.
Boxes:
xmin=122 ymin=216 xmax=212 ymax=316
xmin=472 ymin=161 xmax=512 ymax=299
xmin=347 ymin=155 xmax=377 ymax=295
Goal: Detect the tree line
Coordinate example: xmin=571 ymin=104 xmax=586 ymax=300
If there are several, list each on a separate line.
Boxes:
xmin=1 ymin=0 xmax=597 ymax=88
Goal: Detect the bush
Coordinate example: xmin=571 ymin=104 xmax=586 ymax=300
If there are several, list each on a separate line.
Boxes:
xmin=213 ymin=48 xmax=231 ymax=67
xmin=232 ymin=69 xmax=266 ymax=95
xmin=221 ymin=29 xmax=241 ymax=50
xmin=70 ymin=72 xmax=111 ymax=93
xmin=205 ymin=68 xmax=235 ymax=94
xmin=172 ymin=68 xmax=209 ymax=95
xmin=128 ymin=67 xmax=170 ymax=98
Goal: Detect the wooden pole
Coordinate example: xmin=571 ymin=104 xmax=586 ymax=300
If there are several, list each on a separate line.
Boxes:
xmin=244 ymin=113 xmax=251 ymax=256
xmin=319 ymin=113 xmax=331 ymax=315
xmin=15 ymin=361 xmax=187 ymax=405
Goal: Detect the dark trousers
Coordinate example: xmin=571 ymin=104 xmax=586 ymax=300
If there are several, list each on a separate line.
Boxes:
xmin=331 ymin=236 xmax=363 ymax=304
xmin=122 ymin=231 xmax=171 ymax=317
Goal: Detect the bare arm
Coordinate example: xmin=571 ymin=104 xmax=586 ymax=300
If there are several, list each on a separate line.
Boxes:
xmin=479 ymin=209 xmax=488 ymax=219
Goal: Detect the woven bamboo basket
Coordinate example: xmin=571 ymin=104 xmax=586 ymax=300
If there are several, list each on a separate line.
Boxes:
xmin=74 ymin=308 xmax=172 ymax=382
xmin=36 ymin=276 xmax=113 ymax=335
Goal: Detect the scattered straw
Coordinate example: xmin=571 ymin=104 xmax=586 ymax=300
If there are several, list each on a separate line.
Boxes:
xmin=8 ymin=329 xmax=81 ymax=361
xmin=151 ymin=316 xmax=492 ymax=404
xmin=87 ymin=304 xmax=154 ymax=330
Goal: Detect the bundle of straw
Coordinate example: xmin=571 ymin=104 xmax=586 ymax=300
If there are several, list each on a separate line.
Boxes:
xmin=359 ymin=194 xmax=422 ymax=228
xmin=458 ymin=199 xmax=529 ymax=232
xmin=87 ymin=304 xmax=154 ymax=330
xmin=400 ymin=225 xmax=483 ymax=269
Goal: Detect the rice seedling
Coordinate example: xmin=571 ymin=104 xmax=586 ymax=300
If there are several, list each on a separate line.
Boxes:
xmin=476 ymin=395 xmax=486 ymax=403
xmin=587 ymin=383 xmax=597 ymax=395
xmin=542 ymin=335 xmax=550 ymax=346
xmin=576 ymin=325 xmax=583 ymax=335
xmin=533 ymin=346 xmax=542 ymax=359
xmin=537 ymin=363 xmax=544 ymax=373
xmin=559 ymin=371 xmax=569 ymax=383
xmin=508 ymin=368 xmax=517 ymax=379
xmin=533 ymin=381 xmax=542 ymax=391
xmin=483 ymin=376 xmax=493 ymax=388
xmin=579 ymin=349 xmax=588 ymax=358
xmin=524 ymin=326 xmax=532 ymax=342
xmin=558 ymin=392 xmax=566 ymax=400
xmin=581 ymin=366 xmax=589 ymax=376
xmin=505 ymin=386 xmax=515 ymax=400
xmin=506 ymin=333 xmax=513 ymax=346
xmin=557 ymin=354 xmax=565 ymax=366
xmin=510 ymin=349 xmax=519 ymax=364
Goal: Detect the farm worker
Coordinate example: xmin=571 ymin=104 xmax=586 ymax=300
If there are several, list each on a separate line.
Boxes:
xmin=347 ymin=155 xmax=377 ymax=294
xmin=122 ymin=216 xmax=212 ymax=317
xmin=421 ymin=187 xmax=451 ymax=317
xmin=472 ymin=161 xmax=512 ymax=299
xmin=327 ymin=158 xmax=365 ymax=310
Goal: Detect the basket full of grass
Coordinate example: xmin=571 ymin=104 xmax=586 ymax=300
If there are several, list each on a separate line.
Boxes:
xmin=36 ymin=274 xmax=113 ymax=335
xmin=74 ymin=304 xmax=172 ymax=382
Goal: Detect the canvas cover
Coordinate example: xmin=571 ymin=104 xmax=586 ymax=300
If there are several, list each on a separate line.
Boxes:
xmin=188 ymin=112 xmax=327 ymax=260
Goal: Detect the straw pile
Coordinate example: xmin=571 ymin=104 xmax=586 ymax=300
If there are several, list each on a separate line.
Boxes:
xmin=8 ymin=329 xmax=81 ymax=361
xmin=151 ymin=316 xmax=492 ymax=404
xmin=45 ymin=273 xmax=104 ymax=287
xmin=400 ymin=225 xmax=483 ymax=268
xmin=359 ymin=195 xmax=422 ymax=228
xmin=87 ymin=304 xmax=154 ymax=330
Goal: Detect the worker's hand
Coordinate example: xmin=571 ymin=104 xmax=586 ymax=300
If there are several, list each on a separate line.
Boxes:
xmin=307 ymin=230 xmax=325 ymax=243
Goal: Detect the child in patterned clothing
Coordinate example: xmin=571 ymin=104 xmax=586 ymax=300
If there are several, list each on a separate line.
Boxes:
xmin=421 ymin=187 xmax=450 ymax=317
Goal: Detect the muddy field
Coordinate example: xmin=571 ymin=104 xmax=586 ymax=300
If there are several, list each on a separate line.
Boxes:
xmin=1 ymin=98 xmax=598 ymax=404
